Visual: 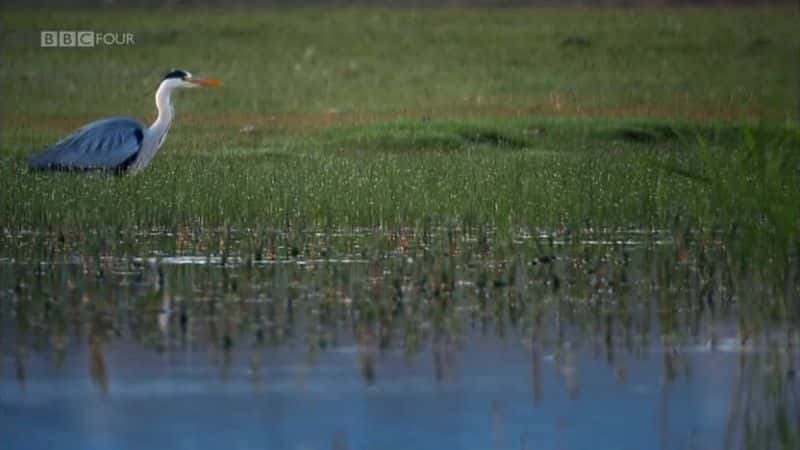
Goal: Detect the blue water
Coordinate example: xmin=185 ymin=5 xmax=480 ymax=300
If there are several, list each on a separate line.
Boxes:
xmin=0 ymin=231 xmax=793 ymax=450
xmin=1 ymin=330 xmax=742 ymax=450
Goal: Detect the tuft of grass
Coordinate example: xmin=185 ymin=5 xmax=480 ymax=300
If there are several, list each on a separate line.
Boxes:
xmin=662 ymin=126 xmax=800 ymax=255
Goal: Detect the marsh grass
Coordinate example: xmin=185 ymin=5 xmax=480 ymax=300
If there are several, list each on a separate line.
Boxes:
xmin=2 ymin=118 xmax=797 ymax=236
xmin=0 ymin=7 xmax=798 ymax=294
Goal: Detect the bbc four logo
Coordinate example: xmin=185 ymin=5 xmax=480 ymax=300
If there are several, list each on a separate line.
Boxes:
xmin=41 ymin=31 xmax=135 ymax=47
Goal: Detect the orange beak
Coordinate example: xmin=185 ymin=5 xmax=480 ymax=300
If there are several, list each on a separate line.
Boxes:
xmin=189 ymin=78 xmax=223 ymax=87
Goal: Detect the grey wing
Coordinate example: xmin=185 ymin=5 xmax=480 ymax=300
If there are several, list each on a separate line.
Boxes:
xmin=28 ymin=117 xmax=145 ymax=172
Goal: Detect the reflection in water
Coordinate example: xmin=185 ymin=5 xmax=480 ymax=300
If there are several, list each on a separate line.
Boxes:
xmin=88 ymin=307 xmax=110 ymax=394
xmin=0 ymin=228 xmax=797 ymax=450
xmin=15 ymin=342 xmax=25 ymax=390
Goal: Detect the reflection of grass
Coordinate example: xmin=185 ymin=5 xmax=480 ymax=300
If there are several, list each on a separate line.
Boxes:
xmin=2 ymin=228 xmax=795 ymax=389
xmin=724 ymin=348 xmax=800 ymax=450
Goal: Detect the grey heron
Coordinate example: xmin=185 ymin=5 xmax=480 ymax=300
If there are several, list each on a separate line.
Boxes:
xmin=28 ymin=69 xmax=222 ymax=174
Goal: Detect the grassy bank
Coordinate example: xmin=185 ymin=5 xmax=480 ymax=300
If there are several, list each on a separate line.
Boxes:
xmin=2 ymin=8 xmax=798 ymax=118
xmin=1 ymin=8 xmax=798 ymax=248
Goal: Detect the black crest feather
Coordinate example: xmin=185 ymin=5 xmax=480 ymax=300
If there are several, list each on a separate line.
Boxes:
xmin=163 ymin=69 xmax=189 ymax=80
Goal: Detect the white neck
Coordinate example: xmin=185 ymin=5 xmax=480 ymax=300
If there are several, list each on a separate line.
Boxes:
xmin=150 ymin=81 xmax=175 ymax=133
xmin=129 ymin=81 xmax=178 ymax=173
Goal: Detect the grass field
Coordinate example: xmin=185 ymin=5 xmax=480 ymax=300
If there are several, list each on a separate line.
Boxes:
xmin=1 ymin=8 xmax=799 ymax=255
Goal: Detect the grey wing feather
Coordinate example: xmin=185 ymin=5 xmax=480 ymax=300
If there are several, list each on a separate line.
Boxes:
xmin=28 ymin=117 xmax=145 ymax=172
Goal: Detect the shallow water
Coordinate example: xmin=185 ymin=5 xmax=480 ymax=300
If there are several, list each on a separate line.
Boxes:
xmin=1 ymin=229 xmax=797 ymax=450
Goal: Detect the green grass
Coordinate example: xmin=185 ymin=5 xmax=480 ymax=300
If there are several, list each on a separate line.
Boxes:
xmin=1 ymin=8 xmax=798 ymax=256
xmin=2 ymin=8 xmax=798 ymax=118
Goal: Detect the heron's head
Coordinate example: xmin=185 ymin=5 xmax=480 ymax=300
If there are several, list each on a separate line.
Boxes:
xmin=161 ymin=69 xmax=223 ymax=90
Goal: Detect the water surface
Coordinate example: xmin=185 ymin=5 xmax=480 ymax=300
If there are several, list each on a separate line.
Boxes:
xmin=1 ymin=229 xmax=797 ymax=450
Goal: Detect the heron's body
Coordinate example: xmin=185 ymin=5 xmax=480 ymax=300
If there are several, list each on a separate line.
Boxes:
xmin=28 ymin=69 xmax=220 ymax=174
xmin=28 ymin=117 xmax=145 ymax=173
